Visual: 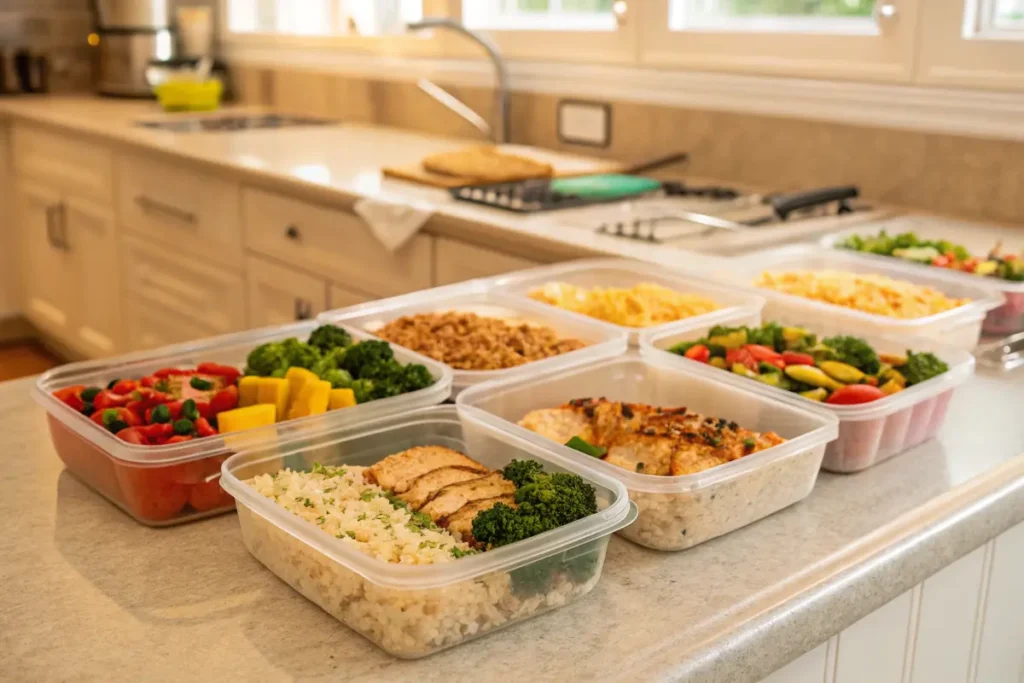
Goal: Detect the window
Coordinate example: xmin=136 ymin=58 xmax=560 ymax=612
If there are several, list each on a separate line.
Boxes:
xmin=918 ymin=0 xmax=1024 ymax=89
xmin=225 ymin=0 xmax=422 ymax=37
xmin=670 ymin=0 xmax=878 ymax=34
xmin=995 ymin=0 xmax=1024 ymax=28
xmin=464 ymin=0 xmax=619 ymax=31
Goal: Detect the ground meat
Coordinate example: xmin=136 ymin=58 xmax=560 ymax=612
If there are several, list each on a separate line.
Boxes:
xmin=374 ymin=312 xmax=587 ymax=370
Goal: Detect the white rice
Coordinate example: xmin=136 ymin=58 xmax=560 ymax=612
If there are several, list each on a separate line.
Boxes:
xmin=246 ymin=464 xmax=473 ymax=565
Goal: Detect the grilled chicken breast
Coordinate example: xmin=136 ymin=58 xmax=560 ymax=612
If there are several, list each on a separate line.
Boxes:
xmin=366 ymin=446 xmax=489 ymax=494
xmin=397 ymin=466 xmax=486 ymax=510
xmin=445 ymin=495 xmax=517 ymax=543
xmin=519 ymin=398 xmax=785 ymax=477
xmin=419 ymin=471 xmax=516 ymax=522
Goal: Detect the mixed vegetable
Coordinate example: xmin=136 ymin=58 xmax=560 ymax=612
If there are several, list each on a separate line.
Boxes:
xmin=838 ymin=230 xmax=1024 ymax=281
xmin=668 ymin=322 xmax=950 ymax=405
xmin=52 ymin=325 xmax=436 ymax=446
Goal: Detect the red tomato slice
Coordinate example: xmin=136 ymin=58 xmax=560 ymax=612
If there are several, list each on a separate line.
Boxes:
xmin=116 ymin=465 xmax=190 ymax=523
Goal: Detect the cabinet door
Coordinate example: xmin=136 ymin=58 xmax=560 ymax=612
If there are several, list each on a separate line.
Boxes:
xmin=328 ymin=284 xmax=372 ymax=312
xmin=246 ymin=255 xmax=329 ymax=329
xmin=434 ymin=237 xmax=539 ymax=286
xmin=16 ymin=182 xmax=74 ymax=339
xmin=65 ymin=198 xmax=121 ymax=358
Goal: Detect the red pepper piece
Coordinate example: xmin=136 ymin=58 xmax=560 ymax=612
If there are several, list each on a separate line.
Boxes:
xmin=745 ymin=344 xmax=784 ymax=363
xmin=54 ymin=385 xmax=86 ymax=408
xmin=93 ymin=390 xmax=131 ymax=410
xmin=153 ymin=368 xmax=194 ymax=378
xmin=825 ymin=384 xmax=886 ymax=405
xmin=209 ymin=385 xmax=239 ymax=415
xmin=194 ymin=417 xmax=217 ymax=438
xmin=165 ymin=435 xmax=194 ymax=444
xmin=726 ymin=347 xmax=758 ymax=372
xmin=111 ymin=379 xmax=138 ymax=395
xmin=196 ymin=362 xmax=241 ymax=382
xmin=781 ymin=351 xmax=815 ymax=366
xmin=115 ymin=426 xmax=149 ymax=445
xmin=141 ymin=423 xmax=175 ymax=441
xmin=683 ymin=344 xmax=711 ymax=363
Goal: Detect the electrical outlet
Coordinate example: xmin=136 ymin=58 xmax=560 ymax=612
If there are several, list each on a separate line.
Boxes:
xmin=558 ymin=99 xmax=611 ymax=148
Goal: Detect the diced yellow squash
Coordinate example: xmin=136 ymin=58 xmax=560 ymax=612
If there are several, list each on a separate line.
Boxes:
xmin=217 ymin=404 xmax=276 ymax=434
xmin=238 ymin=376 xmax=262 ymax=407
xmin=285 ymin=367 xmax=319 ymax=407
xmin=328 ymin=388 xmax=357 ymax=411
xmin=288 ymin=380 xmax=332 ymax=419
xmin=256 ymin=378 xmax=291 ymax=423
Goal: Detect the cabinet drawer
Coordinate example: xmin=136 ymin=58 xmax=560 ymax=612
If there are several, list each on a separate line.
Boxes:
xmin=12 ymin=124 xmax=114 ymax=202
xmin=246 ymin=254 xmax=329 ymax=329
xmin=434 ymin=237 xmax=539 ymax=286
xmin=118 ymin=154 xmax=242 ymax=267
xmin=243 ymin=188 xmax=433 ymax=298
xmin=125 ymin=301 xmax=221 ymax=352
xmin=121 ymin=235 xmax=246 ymax=342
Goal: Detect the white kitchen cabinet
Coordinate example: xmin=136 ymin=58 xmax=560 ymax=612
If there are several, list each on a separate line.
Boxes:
xmin=328 ymin=284 xmax=373 ymax=311
xmin=246 ymin=254 xmax=329 ymax=329
xmin=125 ymin=300 xmax=221 ymax=351
xmin=64 ymin=198 xmax=121 ymax=358
xmin=242 ymin=188 xmax=433 ymax=298
xmin=16 ymin=182 xmax=74 ymax=340
xmin=434 ymin=237 xmax=540 ymax=286
xmin=12 ymin=124 xmax=114 ymax=202
xmin=121 ymin=234 xmax=246 ymax=348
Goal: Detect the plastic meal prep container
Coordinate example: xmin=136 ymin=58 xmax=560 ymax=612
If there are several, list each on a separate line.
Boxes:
xmin=219 ymin=405 xmax=636 ymax=658
xmin=322 ymin=286 xmax=629 ymax=398
xmin=489 ymin=257 xmax=766 ymax=345
xmin=640 ymin=309 xmax=975 ymax=473
xmin=457 ymin=353 xmax=838 ymax=551
xmin=32 ymin=321 xmax=452 ymax=527
xmin=820 ymin=216 xmax=1024 ymax=338
xmin=722 ymin=245 xmax=1003 ymax=350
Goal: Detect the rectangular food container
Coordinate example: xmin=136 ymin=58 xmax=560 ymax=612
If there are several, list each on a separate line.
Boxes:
xmin=219 ymin=405 xmax=636 ymax=658
xmin=641 ymin=309 xmax=974 ymax=473
xmin=820 ymin=216 xmax=1024 ymax=338
xmin=31 ymin=321 xmax=453 ymax=527
xmin=322 ymin=287 xmax=629 ymax=398
xmin=722 ymin=245 xmax=1003 ymax=350
xmin=457 ymin=353 xmax=838 ymax=551
xmin=489 ymin=257 xmax=766 ymax=345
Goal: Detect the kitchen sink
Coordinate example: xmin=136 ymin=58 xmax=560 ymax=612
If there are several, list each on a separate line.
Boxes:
xmin=134 ymin=114 xmax=335 ymax=133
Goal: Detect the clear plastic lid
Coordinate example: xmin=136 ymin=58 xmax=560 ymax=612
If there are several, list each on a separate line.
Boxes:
xmin=31 ymin=321 xmax=453 ymax=466
xmin=722 ymin=245 xmax=1003 ymax=333
xmin=219 ymin=405 xmax=635 ymax=589
xmin=489 ymin=257 xmax=767 ymax=344
xmin=639 ymin=308 xmax=976 ymax=422
xmin=321 ymin=285 xmax=630 ymax=397
xmin=457 ymin=352 xmax=839 ymax=494
xmin=820 ymin=216 xmax=1024 ymax=296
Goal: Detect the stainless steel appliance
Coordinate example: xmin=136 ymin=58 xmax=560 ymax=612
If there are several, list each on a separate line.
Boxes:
xmin=92 ymin=0 xmax=177 ymax=97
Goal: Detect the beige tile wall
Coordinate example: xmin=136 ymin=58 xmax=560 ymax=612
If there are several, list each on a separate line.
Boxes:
xmin=234 ymin=65 xmax=1024 ymax=226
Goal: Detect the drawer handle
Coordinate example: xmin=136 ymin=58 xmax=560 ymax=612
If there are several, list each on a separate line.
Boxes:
xmin=135 ymin=194 xmax=197 ymax=225
xmin=45 ymin=203 xmax=70 ymax=252
xmin=294 ymin=298 xmax=313 ymax=321
xmin=285 ymin=224 xmax=301 ymax=241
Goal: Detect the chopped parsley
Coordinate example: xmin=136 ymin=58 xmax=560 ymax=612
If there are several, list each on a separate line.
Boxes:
xmin=359 ymin=489 xmax=377 ymax=502
xmin=303 ymin=498 xmax=314 ymax=508
xmin=743 ymin=437 xmax=756 ymax=450
xmin=419 ymin=540 xmax=438 ymax=550
xmin=450 ymin=547 xmax=476 ymax=559
xmin=635 ymin=462 xmax=646 ymax=473
xmin=357 ymin=513 xmax=367 ymax=521
xmin=311 ymin=462 xmax=347 ymax=478
xmin=316 ymin=516 xmax=326 ymax=525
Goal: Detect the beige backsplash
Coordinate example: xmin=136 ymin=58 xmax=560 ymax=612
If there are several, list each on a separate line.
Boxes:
xmin=234 ymin=65 xmax=1024 ymax=227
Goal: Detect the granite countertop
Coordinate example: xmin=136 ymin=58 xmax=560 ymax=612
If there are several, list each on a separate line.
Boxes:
xmin=0 ymin=96 xmax=879 ymax=266
xmin=3 ymin=367 xmax=1022 ymax=683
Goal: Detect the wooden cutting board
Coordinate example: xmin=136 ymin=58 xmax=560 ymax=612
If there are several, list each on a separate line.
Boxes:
xmin=383 ymin=144 xmax=623 ymax=188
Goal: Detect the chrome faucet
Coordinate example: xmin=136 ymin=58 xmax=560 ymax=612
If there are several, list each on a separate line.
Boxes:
xmin=405 ymin=17 xmax=509 ymax=144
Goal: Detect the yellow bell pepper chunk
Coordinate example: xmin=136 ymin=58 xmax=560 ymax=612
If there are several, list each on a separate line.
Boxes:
xmin=285 ymin=367 xmax=319 ymax=407
xmin=237 ymin=376 xmax=261 ymax=407
xmin=256 ymin=378 xmax=290 ymax=423
xmin=217 ymin=404 xmax=276 ymax=434
xmin=288 ymin=380 xmax=332 ymax=419
xmin=328 ymin=388 xmax=357 ymax=410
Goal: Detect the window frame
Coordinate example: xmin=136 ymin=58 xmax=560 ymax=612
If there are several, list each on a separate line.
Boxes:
xmin=917 ymin=0 xmax=1024 ymax=90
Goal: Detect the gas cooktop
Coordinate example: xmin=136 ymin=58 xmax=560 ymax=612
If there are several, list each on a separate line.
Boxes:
xmin=134 ymin=114 xmax=335 ymax=133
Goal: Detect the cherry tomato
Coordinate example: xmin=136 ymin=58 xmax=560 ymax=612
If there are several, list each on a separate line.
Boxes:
xmin=208 ymin=386 xmax=239 ymax=415
xmin=196 ymin=362 xmax=241 ymax=382
xmin=165 ymin=435 xmax=194 ymax=444
xmin=141 ymin=423 xmax=175 ymax=441
xmin=726 ymin=347 xmax=758 ymax=372
xmin=932 ymin=255 xmax=952 ymax=268
xmin=826 ymin=384 xmax=886 ymax=405
xmin=92 ymin=407 xmax=141 ymax=433
xmin=140 ymin=376 xmax=159 ymax=388
xmin=194 ymin=417 xmax=218 ymax=438
xmin=745 ymin=344 xmax=783 ymax=363
xmin=54 ymin=385 xmax=86 ymax=411
xmin=116 ymin=466 xmax=190 ymax=522
xmin=93 ymin=390 xmax=131 ymax=410
xmin=115 ymin=426 xmax=148 ymax=445
xmin=781 ymin=351 xmax=815 ymax=366
xmin=111 ymin=379 xmax=137 ymax=394
xmin=188 ymin=478 xmax=234 ymax=512
xmin=683 ymin=344 xmax=711 ymax=363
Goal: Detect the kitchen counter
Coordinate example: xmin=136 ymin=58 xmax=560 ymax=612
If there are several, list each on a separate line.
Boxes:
xmin=0 ymin=96 xmax=877 ymax=267
xmin=3 ymin=367 xmax=1022 ymax=683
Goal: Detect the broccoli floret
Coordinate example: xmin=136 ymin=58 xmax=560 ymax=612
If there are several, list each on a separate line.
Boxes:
xmin=502 ymin=459 xmax=545 ymax=487
xmin=307 ymin=324 xmax=352 ymax=353
xmin=472 ymin=462 xmax=597 ymax=549
xmin=281 ymin=338 xmax=321 ymax=370
xmin=340 ymin=340 xmax=394 ymax=378
xmin=349 ymin=378 xmax=376 ymax=404
xmin=822 ymin=335 xmax=881 ymax=374
xmin=319 ymin=368 xmax=354 ymax=389
xmin=901 ymin=351 xmax=949 ymax=386
xmin=400 ymin=364 xmax=434 ymax=392
xmin=244 ymin=342 xmax=290 ymax=376
xmin=747 ymin=322 xmax=786 ymax=352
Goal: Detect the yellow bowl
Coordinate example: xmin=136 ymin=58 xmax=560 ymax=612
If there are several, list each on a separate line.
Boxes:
xmin=154 ymin=79 xmax=223 ymax=112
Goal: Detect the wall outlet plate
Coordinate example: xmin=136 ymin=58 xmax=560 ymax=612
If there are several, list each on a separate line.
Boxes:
xmin=557 ymin=99 xmax=611 ymax=148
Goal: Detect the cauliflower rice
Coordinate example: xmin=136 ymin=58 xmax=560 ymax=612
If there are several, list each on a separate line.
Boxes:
xmin=242 ymin=463 xmax=605 ymax=657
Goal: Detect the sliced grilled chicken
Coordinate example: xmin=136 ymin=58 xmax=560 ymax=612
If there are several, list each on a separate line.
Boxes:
xmin=366 ymin=446 xmax=489 ymax=494
xmin=519 ymin=406 xmax=594 ymax=445
xmin=419 ymin=471 xmax=516 ymax=522
xmin=445 ymin=495 xmax=517 ymax=543
xmin=397 ymin=467 xmax=486 ymax=510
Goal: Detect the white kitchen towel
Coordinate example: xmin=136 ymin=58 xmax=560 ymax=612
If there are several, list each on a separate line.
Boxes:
xmin=354 ymin=197 xmax=434 ymax=252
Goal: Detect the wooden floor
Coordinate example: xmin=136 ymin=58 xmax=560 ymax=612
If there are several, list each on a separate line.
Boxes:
xmin=0 ymin=343 xmax=62 ymax=382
